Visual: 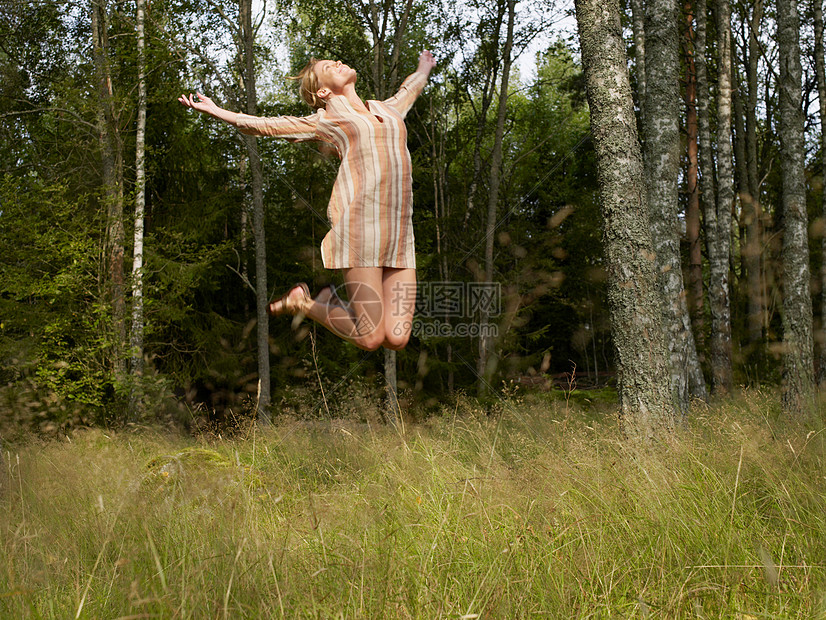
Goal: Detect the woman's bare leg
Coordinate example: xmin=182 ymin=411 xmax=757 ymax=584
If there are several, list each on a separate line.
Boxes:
xmin=272 ymin=267 xmax=415 ymax=351
xmin=279 ymin=268 xmax=385 ymax=350
xmin=381 ymin=268 xmax=416 ymax=350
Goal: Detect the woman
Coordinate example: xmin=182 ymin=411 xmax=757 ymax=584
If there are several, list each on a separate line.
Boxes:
xmin=179 ymin=50 xmax=436 ymax=351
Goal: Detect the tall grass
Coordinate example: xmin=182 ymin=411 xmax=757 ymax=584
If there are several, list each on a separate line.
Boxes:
xmin=1 ymin=389 xmax=825 ymax=618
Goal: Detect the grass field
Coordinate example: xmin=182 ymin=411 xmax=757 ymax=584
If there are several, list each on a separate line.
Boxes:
xmin=1 ymin=389 xmax=825 ymax=618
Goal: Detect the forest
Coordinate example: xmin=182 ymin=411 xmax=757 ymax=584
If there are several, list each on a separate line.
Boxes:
xmin=0 ymin=0 xmax=825 ymax=435
xmin=3 ymin=0 xmax=826 ymax=616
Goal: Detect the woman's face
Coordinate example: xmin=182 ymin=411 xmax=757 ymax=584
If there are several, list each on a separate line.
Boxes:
xmin=314 ymin=60 xmax=357 ymax=97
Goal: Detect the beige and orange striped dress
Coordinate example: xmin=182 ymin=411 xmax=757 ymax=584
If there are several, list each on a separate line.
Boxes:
xmin=235 ymin=71 xmax=428 ymax=270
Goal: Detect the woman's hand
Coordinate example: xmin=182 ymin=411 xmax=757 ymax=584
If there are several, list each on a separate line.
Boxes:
xmin=178 ymin=92 xmax=240 ymax=125
xmin=178 ymin=92 xmax=220 ymax=117
xmin=416 ymin=50 xmax=436 ymax=77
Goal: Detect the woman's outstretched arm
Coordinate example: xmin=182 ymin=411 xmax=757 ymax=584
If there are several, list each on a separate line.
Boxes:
xmin=382 ymin=50 xmax=436 ymax=117
xmin=178 ymin=92 xmax=241 ymax=125
xmin=178 ymin=92 xmax=319 ymax=141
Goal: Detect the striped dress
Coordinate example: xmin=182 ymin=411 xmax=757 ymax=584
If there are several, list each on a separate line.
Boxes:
xmin=235 ymin=71 xmax=428 ymax=270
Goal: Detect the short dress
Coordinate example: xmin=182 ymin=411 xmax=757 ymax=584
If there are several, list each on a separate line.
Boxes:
xmin=235 ymin=71 xmax=428 ymax=270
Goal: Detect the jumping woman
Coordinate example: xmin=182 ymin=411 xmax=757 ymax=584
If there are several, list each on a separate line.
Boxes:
xmin=179 ymin=50 xmax=436 ymax=352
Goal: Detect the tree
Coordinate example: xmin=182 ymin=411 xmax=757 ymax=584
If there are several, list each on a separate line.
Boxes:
xmin=477 ymin=0 xmax=515 ymax=394
xmin=129 ymin=0 xmax=148 ymax=417
xmin=682 ymin=0 xmax=705 ymax=351
xmin=575 ymin=0 xmax=675 ymax=441
xmin=642 ymin=0 xmax=707 ymax=409
xmin=777 ymin=0 xmax=815 ymax=412
xmin=694 ymin=0 xmax=732 ymax=393
xmin=712 ymin=0 xmax=735 ymax=392
xmin=239 ymin=0 xmax=272 ymax=423
xmin=459 ymin=0 xmax=506 ymax=231
xmin=91 ymin=0 xmax=127 ymax=382
xmin=741 ymin=0 xmax=765 ymax=347
xmin=815 ymin=0 xmax=826 ymax=383
xmin=629 ymin=0 xmax=646 ymax=129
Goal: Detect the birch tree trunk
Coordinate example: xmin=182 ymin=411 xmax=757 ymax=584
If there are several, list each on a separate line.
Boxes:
xmin=733 ymin=65 xmax=749 ymax=291
xmin=683 ymin=0 xmax=705 ymax=355
xmin=129 ymin=0 xmax=147 ymax=417
xmin=91 ymin=0 xmax=126 ymax=381
xmin=694 ymin=0 xmax=717 ymax=346
xmin=477 ymin=0 xmax=515 ymax=396
xmin=642 ymin=0 xmax=707 ymax=409
xmin=814 ymin=0 xmax=826 ymax=383
xmin=778 ymin=0 xmax=815 ymax=412
xmin=575 ymin=0 xmax=675 ymax=441
xmin=240 ymin=0 xmax=271 ymax=423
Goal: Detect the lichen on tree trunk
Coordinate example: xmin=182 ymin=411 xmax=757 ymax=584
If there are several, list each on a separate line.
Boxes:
xmin=642 ymin=0 xmax=707 ymax=410
xmin=778 ymin=0 xmax=815 ymax=413
xmin=575 ymin=0 xmax=675 ymax=441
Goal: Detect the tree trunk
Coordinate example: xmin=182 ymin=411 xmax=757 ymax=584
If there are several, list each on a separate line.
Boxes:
xmin=778 ymin=0 xmax=815 ymax=412
xmin=384 ymin=348 xmax=400 ymax=427
xmin=683 ymin=0 xmax=705 ymax=352
xmin=744 ymin=0 xmax=764 ymax=345
xmin=477 ymin=0 xmax=515 ymax=396
xmin=462 ymin=4 xmax=504 ymax=228
xmin=239 ymin=157 xmax=250 ymax=318
xmin=240 ymin=0 xmax=271 ymax=423
xmin=733 ymin=63 xmax=749 ymax=307
xmin=708 ymin=0 xmax=734 ymax=393
xmin=91 ymin=0 xmax=126 ymax=382
xmin=388 ymin=0 xmax=414 ymax=88
xmin=695 ymin=0 xmax=717 ymax=374
xmin=575 ymin=0 xmax=676 ymax=441
xmin=429 ymin=96 xmax=454 ymax=392
xmin=366 ymin=0 xmax=385 ymax=98
xmin=694 ymin=0 xmax=733 ymax=394
xmin=814 ymin=0 xmax=826 ymax=382
xmin=630 ymin=0 xmax=646 ymax=130
xmin=129 ymin=0 xmax=147 ymax=417
xmin=642 ymin=0 xmax=707 ymax=409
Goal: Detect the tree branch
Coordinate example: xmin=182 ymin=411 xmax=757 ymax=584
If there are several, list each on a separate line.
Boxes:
xmin=202 ymin=0 xmax=242 ymax=39
xmin=0 ymin=105 xmax=98 ymax=131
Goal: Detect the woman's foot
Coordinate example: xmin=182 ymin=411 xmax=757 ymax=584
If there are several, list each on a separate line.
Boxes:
xmin=268 ymin=283 xmax=311 ymax=316
xmin=314 ymin=283 xmax=344 ymax=307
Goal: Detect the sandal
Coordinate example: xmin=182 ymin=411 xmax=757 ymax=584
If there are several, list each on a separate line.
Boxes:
xmin=268 ymin=282 xmax=311 ymax=316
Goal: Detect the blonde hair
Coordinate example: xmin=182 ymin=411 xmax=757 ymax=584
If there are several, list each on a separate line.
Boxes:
xmin=287 ymin=58 xmax=325 ymax=110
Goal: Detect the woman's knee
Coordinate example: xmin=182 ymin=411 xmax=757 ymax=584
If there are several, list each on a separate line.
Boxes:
xmin=383 ymin=322 xmax=411 ymax=350
xmin=352 ymin=326 xmax=386 ymax=351
xmin=383 ymin=333 xmax=410 ymax=350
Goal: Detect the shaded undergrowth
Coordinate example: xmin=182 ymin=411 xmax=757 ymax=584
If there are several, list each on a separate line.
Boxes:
xmin=1 ymin=389 xmax=825 ymax=618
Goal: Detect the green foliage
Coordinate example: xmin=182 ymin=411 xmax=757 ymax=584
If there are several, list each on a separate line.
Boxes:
xmin=0 ymin=175 xmax=112 ymax=406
